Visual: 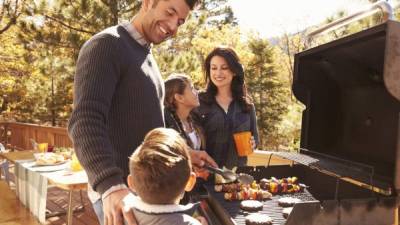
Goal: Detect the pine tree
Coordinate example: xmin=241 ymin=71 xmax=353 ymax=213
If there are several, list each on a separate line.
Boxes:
xmin=246 ymin=37 xmax=290 ymax=149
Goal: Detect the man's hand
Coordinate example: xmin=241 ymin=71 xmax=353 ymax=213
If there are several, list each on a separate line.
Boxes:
xmin=189 ymin=149 xmax=217 ymax=168
xmin=196 ymin=216 xmax=208 ymax=225
xmin=194 ymin=166 xmax=210 ymax=180
xmin=103 ymin=188 xmax=137 ymax=225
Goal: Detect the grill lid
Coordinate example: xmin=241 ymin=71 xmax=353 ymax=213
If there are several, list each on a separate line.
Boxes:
xmin=292 ymin=21 xmax=400 ymax=194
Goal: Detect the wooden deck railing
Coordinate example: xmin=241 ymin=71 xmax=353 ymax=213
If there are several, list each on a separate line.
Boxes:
xmin=0 ymin=122 xmax=72 ymax=150
xmin=0 ymin=121 xmax=291 ymax=166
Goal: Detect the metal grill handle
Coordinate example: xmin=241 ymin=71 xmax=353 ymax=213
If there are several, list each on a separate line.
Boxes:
xmin=306 ymin=0 xmax=394 ymax=47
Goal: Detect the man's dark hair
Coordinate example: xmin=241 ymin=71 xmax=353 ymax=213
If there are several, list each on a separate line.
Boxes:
xmin=185 ymin=0 xmax=200 ymax=10
xmin=153 ymin=0 xmax=200 ymax=10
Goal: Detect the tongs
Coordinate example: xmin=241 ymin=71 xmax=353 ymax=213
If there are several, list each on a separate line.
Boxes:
xmin=204 ymin=164 xmax=254 ymax=185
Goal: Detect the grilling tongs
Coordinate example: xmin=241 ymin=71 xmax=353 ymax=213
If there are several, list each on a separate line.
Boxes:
xmin=204 ymin=164 xmax=254 ymax=185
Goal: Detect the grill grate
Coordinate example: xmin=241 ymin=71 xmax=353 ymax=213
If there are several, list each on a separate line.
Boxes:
xmin=204 ymin=184 xmax=316 ymax=225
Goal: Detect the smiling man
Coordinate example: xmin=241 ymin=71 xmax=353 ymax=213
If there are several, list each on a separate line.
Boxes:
xmin=67 ymin=0 xmax=218 ymax=225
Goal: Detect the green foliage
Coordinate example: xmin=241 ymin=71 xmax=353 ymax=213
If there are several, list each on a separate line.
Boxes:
xmin=244 ymin=37 xmax=291 ymax=149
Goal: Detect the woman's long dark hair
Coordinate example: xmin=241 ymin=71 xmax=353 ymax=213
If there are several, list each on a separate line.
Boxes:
xmin=203 ymin=46 xmax=252 ymax=112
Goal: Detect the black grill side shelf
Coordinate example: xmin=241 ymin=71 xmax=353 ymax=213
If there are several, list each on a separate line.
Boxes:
xmin=271 ymin=150 xmax=392 ymax=195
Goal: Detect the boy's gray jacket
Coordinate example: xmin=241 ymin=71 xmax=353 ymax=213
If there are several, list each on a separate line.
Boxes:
xmin=123 ymin=194 xmax=202 ymax=225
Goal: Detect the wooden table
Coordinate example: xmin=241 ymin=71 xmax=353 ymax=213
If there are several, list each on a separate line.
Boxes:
xmin=0 ymin=150 xmax=88 ymax=225
xmin=0 ymin=150 xmax=37 ymax=163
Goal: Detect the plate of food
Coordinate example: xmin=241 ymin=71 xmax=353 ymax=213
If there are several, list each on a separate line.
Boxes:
xmin=53 ymin=147 xmax=73 ymax=160
xmin=34 ymin=153 xmax=67 ymax=166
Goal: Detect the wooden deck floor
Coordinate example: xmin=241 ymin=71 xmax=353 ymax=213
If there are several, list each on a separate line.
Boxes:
xmin=45 ymin=188 xmax=100 ymax=225
xmin=2 ymin=173 xmax=100 ymax=225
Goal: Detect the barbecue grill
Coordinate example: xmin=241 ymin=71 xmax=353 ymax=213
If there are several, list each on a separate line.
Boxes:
xmin=194 ymin=3 xmax=400 ymax=225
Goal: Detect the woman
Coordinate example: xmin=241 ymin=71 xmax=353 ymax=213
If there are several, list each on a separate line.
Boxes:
xmin=164 ymin=73 xmax=206 ymax=151
xmin=195 ymin=46 xmax=259 ymax=169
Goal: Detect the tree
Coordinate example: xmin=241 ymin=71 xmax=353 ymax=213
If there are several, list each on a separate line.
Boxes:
xmin=0 ymin=0 xmax=24 ymax=34
xmin=245 ymin=37 xmax=291 ymax=149
xmin=0 ymin=27 xmax=38 ymax=121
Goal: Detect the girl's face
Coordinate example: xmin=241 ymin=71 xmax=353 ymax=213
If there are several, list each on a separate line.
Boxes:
xmin=176 ymin=81 xmax=199 ymax=110
xmin=209 ymin=55 xmax=234 ymax=90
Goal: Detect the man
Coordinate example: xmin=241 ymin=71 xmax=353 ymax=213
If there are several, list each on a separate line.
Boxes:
xmin=68 ymin=0 xmax=217 ymax=224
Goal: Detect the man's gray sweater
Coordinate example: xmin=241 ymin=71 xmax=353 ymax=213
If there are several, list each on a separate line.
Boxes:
xmin=68 ymin=25 xmax=164 ymax=194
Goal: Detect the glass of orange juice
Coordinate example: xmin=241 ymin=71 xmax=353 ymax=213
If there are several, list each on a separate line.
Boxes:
xmin=70 ymin=153 xmax=83 ymax=172
xmin=37 ymin=143 xmax=48 ymax=153
xmin=233 ymin=131 xmax=253 ymax=156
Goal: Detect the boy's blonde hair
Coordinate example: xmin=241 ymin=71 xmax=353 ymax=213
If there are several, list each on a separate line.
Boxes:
xmin=129 ymin=128 xmax=192 ymax=204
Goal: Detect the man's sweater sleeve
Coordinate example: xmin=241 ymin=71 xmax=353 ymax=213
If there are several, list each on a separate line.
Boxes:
xmin=68 ymin=35 xmax=124 ymax=195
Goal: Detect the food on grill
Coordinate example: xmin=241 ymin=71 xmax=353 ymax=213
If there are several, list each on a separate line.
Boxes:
xmin=223 ymin=188 xmax=272 ymax=201
xmin=214 ymin=184 xmax=223 ymax=192
xmin=215 ymin=173 xmax=226 ymax=184
xmin=215 ymin=180 xmax=261 ymax=192
xmin=214 ymin=166 xmax=238 ymax=184
xmin=240 ymin=200 xmax=263 ymax=212
xmin=216 ymin=176 xmax=307 ymax=198
xmin=245 ymin=213 xmax=273 ymax=225
xmin=259 ymin=177 xmax=306 ymax=194
xmin=277 ymin=197 xmax=301 ymax=207
xmin=282 ymin=207 xmax=293 ymax=218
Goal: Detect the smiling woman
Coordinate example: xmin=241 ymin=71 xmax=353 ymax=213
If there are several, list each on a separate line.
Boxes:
xmin=194 ymin=46 xmax=259 ymax=169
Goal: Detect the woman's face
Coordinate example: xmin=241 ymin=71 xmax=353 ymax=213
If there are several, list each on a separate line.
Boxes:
xmin=209 ymin=55 xmax=234 ymax=90
xmin=176 ymin=81 xmax=199 ymax=110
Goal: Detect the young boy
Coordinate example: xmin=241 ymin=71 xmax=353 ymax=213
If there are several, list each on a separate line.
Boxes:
xmin=124 ymin=128 xmax=207 ymax=225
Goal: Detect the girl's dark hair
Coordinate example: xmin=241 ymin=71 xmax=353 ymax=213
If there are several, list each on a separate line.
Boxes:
xmin=203 ymin=46 xmax=252 ymax=112
xmin=164 ymin=73 xmax=199 ymax=149
xmin=164 ymin=73 xmax=191 ymax=112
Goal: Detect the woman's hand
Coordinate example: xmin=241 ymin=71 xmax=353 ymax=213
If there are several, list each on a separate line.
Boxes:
xmin=250 ymin=135 xmax=256 ymax=150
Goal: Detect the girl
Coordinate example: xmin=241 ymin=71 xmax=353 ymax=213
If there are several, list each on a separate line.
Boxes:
xmin=164 ymin=73 xmax=205 ymax=150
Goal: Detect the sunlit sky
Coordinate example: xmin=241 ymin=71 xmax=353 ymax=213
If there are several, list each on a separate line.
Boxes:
xmin=229 ymin=0 xmax=398 ymax=38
